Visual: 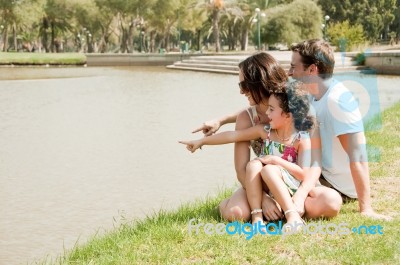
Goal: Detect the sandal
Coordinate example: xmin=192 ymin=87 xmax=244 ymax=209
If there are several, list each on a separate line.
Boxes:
xmin=283 ymin=209 xmax=306 ymax=233
xmin=251 ymin=208 xmax=266 ymax=234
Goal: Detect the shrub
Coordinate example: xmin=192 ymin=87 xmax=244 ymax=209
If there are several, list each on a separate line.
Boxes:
xmin=327 ymin=20 xmax=366 ymax=52
xmin=353 ymin=52 xmax=366 ymax=65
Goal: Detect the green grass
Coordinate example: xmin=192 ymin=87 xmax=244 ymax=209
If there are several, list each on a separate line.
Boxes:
xmin=0 ymin=52 xmax=86 ymax=65
xmin=47 ymin=103 xmax=400 ymax=265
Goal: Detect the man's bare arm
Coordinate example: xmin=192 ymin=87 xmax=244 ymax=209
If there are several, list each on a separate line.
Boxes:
xmin=338 ymin=132 xmax=392 ymax=220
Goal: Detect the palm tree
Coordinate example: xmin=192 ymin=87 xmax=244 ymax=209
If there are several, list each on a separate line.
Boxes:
xmin=219 ymin=6 xmax=243 ymax=50
xmin=0 ymin=0 xmax=22 ymax=51
xmin=211 ymin=0 xmax=224 ymax=52
xmin=198 ymin=0 xmax=244 ymax=52
xmin=42 ymin=0 xmax=73 ymax=52
xmin=195 ymin=0 xmax=225 ymax=52
xmin=179 ymin=5 xmax=208 ymax=51
xmin=237 ymin=0 xmax=269 ymax=51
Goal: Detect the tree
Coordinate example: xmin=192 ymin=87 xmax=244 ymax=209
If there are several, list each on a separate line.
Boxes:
xmin=263 ymin=0 xmax=322 ymax=47
xmin=389 ymin=0 xmax=400 ymax=42
xmin=73 ymin=0 xmax=99 ymax=52
xmin=219 ymin=9 xmax=243 ymax=50
xmin=236 ymin=0 xmax=269 ymax=51
xmin=379 ymin=0 xmax=397 ymax=40
xmin=15 ymin=0 xmax=43 ymax=52
xmin=318 ymin=0 xmax=397 ymax=43
xmin=196 ymin=0 xmax=226 ymax=52
xmin=42 ymin=0 xmax=74 ymax=52
xmin=178 ymin=3 xmax=208 ymax=51
xmin=93 ymin=0 xmax=155 ymax=53
xmin=148 ymin=0 xmax=181 ymax=52
xmin=93 ymin=0 xmax=131 ymax=53
xmin=92 ymin=0 xmax=115 ymax=52
xmin=211 ymin=0 xmax=224 ymax=52
xmin=0 ymin=0 xmax=27 ymax=51
xmin=327 ymin=21 xmax=365 ymax=51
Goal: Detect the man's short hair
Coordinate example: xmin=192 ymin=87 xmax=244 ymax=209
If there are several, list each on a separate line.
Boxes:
xmin=291 ymin=39 xmax=335 ymax=79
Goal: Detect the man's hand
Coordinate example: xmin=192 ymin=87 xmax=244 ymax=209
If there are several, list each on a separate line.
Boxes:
xmin=178 ymin=140 xmax=203 ymax=153
xmin=192 ymin=119 xmax=221 ymax=136
xmin=361 ymin=208 xmax=392 ymax=221
xmin=262 ymin=193 xmax=283 ymax=221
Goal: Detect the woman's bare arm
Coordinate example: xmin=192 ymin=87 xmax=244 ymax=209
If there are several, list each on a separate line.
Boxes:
xmin=191 ymin=110 xmax=243 ymax=136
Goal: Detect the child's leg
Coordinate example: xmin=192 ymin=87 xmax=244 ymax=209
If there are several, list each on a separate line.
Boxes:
xmin=260 ymin=165 xmax=303 ymax=227
xmin=245 ymin=159 xmax=264 ymax=224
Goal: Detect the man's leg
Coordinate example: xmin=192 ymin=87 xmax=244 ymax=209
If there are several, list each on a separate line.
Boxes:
xmin=219 ymin=187 xmax=251 ymax=222
xmin=304 ymin=186 xmax=343 ymax=219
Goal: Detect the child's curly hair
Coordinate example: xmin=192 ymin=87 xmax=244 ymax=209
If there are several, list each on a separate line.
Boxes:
xmin=272 ymin=81 xmax=315 ymax=131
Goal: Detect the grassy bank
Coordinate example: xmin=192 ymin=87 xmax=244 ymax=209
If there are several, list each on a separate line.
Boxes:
xmin=0 ymin=52 xmax=86 ymax=65
xmin=52 ymin=102 xmax=399 ymax=264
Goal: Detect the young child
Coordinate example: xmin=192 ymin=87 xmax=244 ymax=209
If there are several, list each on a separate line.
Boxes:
xmin=179 ymin=81 xmax=315 ymax=230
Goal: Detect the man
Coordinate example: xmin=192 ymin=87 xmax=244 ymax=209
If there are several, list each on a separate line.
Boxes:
xmin=288 ymin=39 xmax=390 ymax=220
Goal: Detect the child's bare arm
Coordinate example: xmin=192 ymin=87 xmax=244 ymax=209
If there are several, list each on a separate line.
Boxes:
xmin=178 ymin=139 xmax=203 ymax=153
xmin=180 ymin=124 xmax=266 ymax=152
xmin=256 ymin=136 xmax=312 ymax=181
xmin=256 ymin=155 xmax=306 ymax=181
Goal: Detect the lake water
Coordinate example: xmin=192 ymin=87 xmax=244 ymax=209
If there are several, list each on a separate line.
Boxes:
xmin=0 ymin=66 xmax=399 ymax=264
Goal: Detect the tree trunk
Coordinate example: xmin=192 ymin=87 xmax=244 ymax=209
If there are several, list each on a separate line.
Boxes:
xmin=164 ymin=25 xmax=171 ymax=52
xmin=197 ymin=29 xmax=201 ymax=51
xmin=138 ymin=31 xmax=146 ymax=53
xmin=212 ymin=9 xmax=220 ymax=53
xmin=228 ymin=25 xmax=235 ymax=51
xmin=41 ymin=18 xmax=48 ymax=52
xmin=157 ymin=37 xmax=162 ymax=52
xmin=13 ymin=22 xmax=17 ymax=51
xmin=98 ymin=25 xmax=108 ymax=53
xmin=240 ymin=26 xmax=249 ymax=51
xmin=119 ymin=22 xmax=128 ymax=53
xmin=150 ymin=30 xmax=156 ymax=53
xmin=128 ymin=22 xmax=134 ymax=53
xmin=99 ymin=35 xmax=108 ymax=53
xmin=165 ymin=32 xmax=170 ymax=52
xmin=51 ymin=21 xmax=56 ymax=53
xmin=87 ymin=33 xmax=93 ymax=53
xmin=3 ymin=26 xmax=8 ymax=52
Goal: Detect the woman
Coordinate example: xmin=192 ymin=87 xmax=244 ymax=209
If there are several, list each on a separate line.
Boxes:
xmin=193 ymin=52 xmax=288 ymax=222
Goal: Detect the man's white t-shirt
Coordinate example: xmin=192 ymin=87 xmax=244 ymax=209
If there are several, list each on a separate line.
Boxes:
xmin=312 ymin=79 xmax=364 ymax=198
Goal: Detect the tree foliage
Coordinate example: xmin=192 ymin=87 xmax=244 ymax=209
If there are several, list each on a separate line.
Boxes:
xmin=262 ymin=0 xmax=322 ymax=46
xmin=0 ymin=0 xmax=398 ymax=53
xmin=327 ymin=21 xmax=366 ymax=52
xmin=318 ymin=0 xmax=398 ymax=42
xmin=388 ymin=0 xmax=400 ymax=40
